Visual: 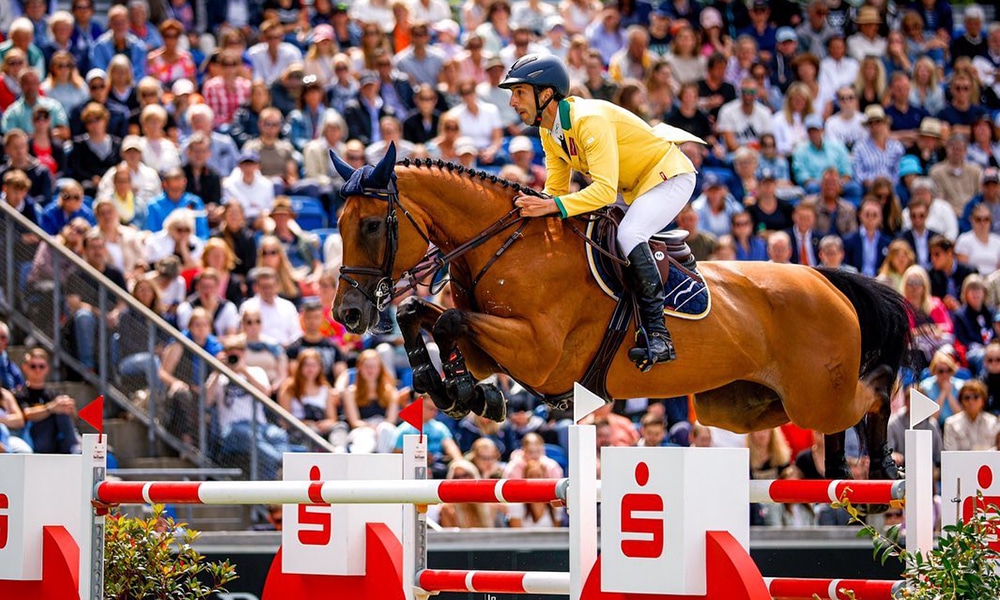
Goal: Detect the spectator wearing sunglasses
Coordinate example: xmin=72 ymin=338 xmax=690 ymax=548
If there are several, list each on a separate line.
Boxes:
xmin=943 ymin=380 xmax=999 ymax=451
xmin=14 ymin=348 xmax=82 ymax=454
xmin=40 ymin=180 xmax=95 ymax=235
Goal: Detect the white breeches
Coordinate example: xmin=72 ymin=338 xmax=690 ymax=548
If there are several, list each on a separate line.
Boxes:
xmin=616 ymin=172 xmax=697 ymax=255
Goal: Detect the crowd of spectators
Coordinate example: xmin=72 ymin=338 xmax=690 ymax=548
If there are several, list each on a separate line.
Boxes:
xmin=1 ymin=0 xmax=1000 ymax=531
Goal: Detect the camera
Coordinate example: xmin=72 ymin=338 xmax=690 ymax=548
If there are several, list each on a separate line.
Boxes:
xmin=226 ymin=354 xmax=240 ymax=365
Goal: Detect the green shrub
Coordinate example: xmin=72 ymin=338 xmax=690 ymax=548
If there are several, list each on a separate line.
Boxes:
xmin=103 ymin=505 xmax=238 ymax=600
xmin=841 ymin=493 xmax=1000 ymax=599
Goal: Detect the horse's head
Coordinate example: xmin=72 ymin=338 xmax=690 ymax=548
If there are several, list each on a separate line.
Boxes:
xmin=330 ymin=143 xmax=427 ymax=333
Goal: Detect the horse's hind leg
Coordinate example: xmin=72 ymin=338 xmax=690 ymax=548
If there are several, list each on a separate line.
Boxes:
xmin=824 ymin=432 xmax=851 ymax=480
xmin=397 ymin=296 xmax=469 ymax=419
xmin=433 ymin=309 xmax=506 ymax=423
xmin=863 ymin=365 xmax=899 ymax=481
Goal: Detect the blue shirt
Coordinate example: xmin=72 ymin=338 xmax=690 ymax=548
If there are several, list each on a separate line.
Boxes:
xmin=735 ymin=237 xmax=768 ymax=261
xmin=857 ymin=227 xmax=886 ymax=277
xmin=39 ymin=204 xmax=96 ymax=236
xmin=0 ymin=96 xmax=68 ymax=135
xmin=144 ymin=192 xmax=209 ymax=239
xmin=792 ymin=139 xmax=853 ymax=185
xmin=885 ymin=103 xmax=928 ymax=132
xmin=89 ymin=32 xmax=148 ymax=81
xmin=393 ymin=418 xmax=454 ymax=456
xmin=0 ymin=351 xmax=24 ymax=391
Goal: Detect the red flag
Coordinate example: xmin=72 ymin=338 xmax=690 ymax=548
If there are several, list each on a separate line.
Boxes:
xmin=79 ymin=395 xmax=104 ymax=438
xmin=398 ymin=398 xmax=424 ymax=439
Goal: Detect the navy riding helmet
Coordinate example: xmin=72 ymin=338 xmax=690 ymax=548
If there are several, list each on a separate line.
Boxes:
xmin=498 ymin=53 xmax=571 ymax=126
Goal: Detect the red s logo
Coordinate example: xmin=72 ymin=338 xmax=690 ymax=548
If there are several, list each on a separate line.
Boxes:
xmin=620 ymin=462 xmax=664 ymax=559
xmin=961 ymin=466 xmax=1000 ymax=551
xmin=297 ymin=466 xmax=332 ymax=546
xmin=0 ymin=493 xmax=9 ymax=549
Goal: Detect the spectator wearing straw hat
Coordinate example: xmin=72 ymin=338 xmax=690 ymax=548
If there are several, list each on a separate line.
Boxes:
xmin=847 ymin=6 xmax=886 ymax=62
xmin=852 ymin=104 xmax=906 ymax=189
xmin=906 ymin=117 xmax=947 ymax=173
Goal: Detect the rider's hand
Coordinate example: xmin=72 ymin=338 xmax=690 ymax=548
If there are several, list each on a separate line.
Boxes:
xmin=514 ymin=194 xmax=559 ymax=217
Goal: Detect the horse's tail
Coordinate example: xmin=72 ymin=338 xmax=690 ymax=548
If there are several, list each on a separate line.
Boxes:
xmin=814 ymin=268 xmax=912 ymax=380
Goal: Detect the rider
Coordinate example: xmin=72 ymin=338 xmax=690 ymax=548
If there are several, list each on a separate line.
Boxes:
xmin=502 ymin=53 xmax=699 ymax=371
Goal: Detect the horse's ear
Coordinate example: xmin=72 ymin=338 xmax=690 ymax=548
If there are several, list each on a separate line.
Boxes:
xmin=370 ymin=141 xmax=396 ymax=188
xmin=329 ymin=149 xmax=355 ymax=181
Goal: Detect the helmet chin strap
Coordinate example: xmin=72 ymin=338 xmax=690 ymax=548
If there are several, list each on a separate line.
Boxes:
xmin=533 ymin=88 xmax=558 ymax=127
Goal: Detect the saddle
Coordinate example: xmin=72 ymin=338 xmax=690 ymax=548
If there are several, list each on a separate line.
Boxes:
xmin=585 ymin=206 xmax=711 ymax=319
xmin=543 ymin=207 xmax=712 ymax=411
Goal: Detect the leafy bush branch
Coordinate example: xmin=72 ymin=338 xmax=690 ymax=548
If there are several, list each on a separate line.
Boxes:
xmin=104 ymin=505 xmax=238 ymax=600
xmin=837 ymin=493 xmax=1000 ymax=599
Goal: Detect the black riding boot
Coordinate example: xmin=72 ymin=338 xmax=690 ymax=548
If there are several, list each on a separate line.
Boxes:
xmin=625 ymin=243 xmax=676 ymax=371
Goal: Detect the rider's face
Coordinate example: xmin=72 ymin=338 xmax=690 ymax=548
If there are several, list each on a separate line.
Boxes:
xmin=508 ymin=83 xmax=539 ymax=126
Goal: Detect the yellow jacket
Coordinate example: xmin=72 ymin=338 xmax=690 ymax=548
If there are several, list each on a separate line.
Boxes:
xmin=543 ymin=98 xmax=700 ymax=219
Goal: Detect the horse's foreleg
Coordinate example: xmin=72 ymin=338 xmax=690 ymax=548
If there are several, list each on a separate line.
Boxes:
xmin=433 ymin=309 xmax=506 ymax=423
xmin=397 ymin=296 xmax=469 ymax=419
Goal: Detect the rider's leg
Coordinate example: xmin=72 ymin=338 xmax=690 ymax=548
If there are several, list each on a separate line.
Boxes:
xmin=617 ymin=172 xmax=696 ymax=371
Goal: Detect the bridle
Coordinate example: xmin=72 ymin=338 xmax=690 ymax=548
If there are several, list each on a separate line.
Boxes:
xmin=338 ymin=175 xmax=409 ymax=312
xmin=337 ymin=161 xmax=532 ymax=316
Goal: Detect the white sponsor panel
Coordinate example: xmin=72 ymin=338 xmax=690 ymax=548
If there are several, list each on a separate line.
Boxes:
xmin=0 ymin=454 xmax=84 ymax=580
xmin=282 ymin=453 xmax=403 ymax=575
xmin=601 ymin=447 xmax=749 ymax=595
xmin=941 ymin=451 xmax=1000 ymax=552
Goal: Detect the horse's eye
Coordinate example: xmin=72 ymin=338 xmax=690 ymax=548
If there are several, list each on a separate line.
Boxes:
xmin=363 ymin=219 xmax=381 ymax=235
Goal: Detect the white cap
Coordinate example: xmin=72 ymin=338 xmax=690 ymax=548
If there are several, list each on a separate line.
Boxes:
xmin=455 ymin=137 xmax=477 ymax=155
xmin=85 ymin=68 xmax=106 ymax=83
xmin=171 ymin=79 xmax=195 ymax=96
xmin=508 ymin=136 xmax=534 ymax=154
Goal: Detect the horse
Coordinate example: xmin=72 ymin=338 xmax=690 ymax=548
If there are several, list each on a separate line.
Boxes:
xmin=330 ymin=144 xmax=911 ymax=482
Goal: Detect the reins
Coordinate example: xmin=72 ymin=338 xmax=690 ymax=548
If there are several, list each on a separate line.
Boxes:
xmin=341 ymin=157 xmax=629 ymax=312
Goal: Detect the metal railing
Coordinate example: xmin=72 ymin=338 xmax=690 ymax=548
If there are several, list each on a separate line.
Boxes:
xmin=0 ymin=201 xmax=334 ymax=480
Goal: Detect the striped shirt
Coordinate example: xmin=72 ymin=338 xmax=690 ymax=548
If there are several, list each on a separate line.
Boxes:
xmin=851 ymin=137 xmax=905 ymax=185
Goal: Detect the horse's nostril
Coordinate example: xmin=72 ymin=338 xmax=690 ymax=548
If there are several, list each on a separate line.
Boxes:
xmin=343 ymin=308 xmax=363 ymax=329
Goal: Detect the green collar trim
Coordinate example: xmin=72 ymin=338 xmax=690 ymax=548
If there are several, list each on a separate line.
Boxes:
xmin=558 ymin=99 xmax=571 ymax=130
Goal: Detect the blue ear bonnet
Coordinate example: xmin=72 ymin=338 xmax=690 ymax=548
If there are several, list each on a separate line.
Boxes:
xmin=340 ymin=165 xmax=378 ymax=199
xmin=330 ymin=142 xmax=397 ymax=201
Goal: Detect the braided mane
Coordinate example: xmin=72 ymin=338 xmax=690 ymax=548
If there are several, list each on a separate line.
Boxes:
xmin=396 ymin=157 xmax=548 ymax=198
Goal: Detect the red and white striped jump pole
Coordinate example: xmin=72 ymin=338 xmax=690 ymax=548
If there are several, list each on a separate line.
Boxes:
xmin=765 ymin=577 xmax=902 ymax=600
xmin=749 ymin=479 xmax=905 ymax=505
xmin=95 ymin=478 xmax=569 ymax=506
xmin=417 ymin=569 xmax=570 ymax=595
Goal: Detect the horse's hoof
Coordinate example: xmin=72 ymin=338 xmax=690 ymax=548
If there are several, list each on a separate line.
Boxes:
xmin=869 ymin=445 xmax=900 ymax=481
xmin=473 ymin=383 xmax=506 ymax=422
xmin=444 ymin=373 xmax=475 ymax=404
xmin=433 ymin=395 xmax=470 ymax=420
xmin=411 ymin=362 xmax=441 ymax=395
